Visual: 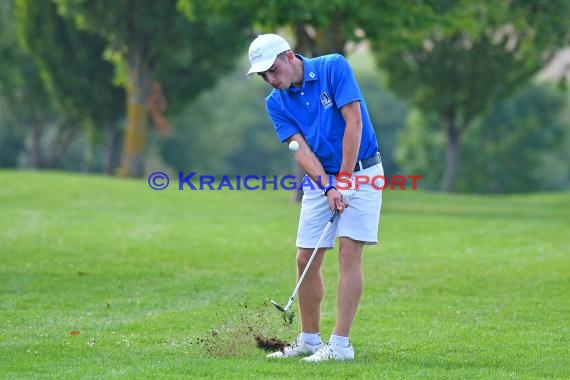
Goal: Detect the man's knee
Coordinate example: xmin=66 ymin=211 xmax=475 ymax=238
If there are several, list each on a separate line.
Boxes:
xmin=296 ymin=248 xmax=326 ymax=271
xmin=339 ymin=237 xmax=364 ymax=255
xmin=338 ymin=238 xmax=364 ymax=270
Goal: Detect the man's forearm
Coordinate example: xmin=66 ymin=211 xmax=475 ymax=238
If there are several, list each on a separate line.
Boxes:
xmin=339 ymin=102 xmax=363 ymax=175
xmin=295 ymin=146 xmax=330 ymax=187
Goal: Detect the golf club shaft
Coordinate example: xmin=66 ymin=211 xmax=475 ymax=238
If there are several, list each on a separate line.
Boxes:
xmin=283 ymin=209 xmax=340 ymax=312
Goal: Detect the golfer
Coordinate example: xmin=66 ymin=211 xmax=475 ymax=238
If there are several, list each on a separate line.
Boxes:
xmin=246 ymin=34 xmax=383 ymax=362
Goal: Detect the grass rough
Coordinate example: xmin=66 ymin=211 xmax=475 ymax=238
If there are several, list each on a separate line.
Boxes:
xmin=1 ymin=170 xmax=569 ymax=379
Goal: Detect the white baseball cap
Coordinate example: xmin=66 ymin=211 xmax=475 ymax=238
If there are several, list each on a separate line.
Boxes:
xmin=246 ymin=34 xmax=291 ymax=79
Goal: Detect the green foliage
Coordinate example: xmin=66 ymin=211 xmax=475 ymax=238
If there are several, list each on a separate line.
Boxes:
xmin=373 ymin=0 xmax=570 ymax=191
xmin=377 ymin=0 xmax=570 ymax=125
xmin=395 ymin=110 xmax=446 ymax=190
xmin=0 ymin=0 xmax=61 ymax=167
xmin=0 ymin=1 xmax=49 ymax=120
xmin=14 ymin=0 xmax=123 ymax=127
xmin=398 ymin=83 xmax=570 ymax=193
xmin=458 ymin=83 xmax=570 ymax=193
xmin=2 ymin=0 xmax=568 ymax=190
xmin=252 ymin=0 xmax=437 ymax=47
xmin=378 ymin=35 xmax=532 ymax=129
xmin=0 ymin=123 xmax=24 ymax=167
xmin=348 ymin=49 xmax=411 ymax=175
xmin=52 ymin=0 xmax=255 ymax=176
xmin=54 ymin=0 xmax=254 ymax=111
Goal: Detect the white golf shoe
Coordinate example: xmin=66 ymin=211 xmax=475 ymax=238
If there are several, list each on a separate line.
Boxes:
xmin=266 ymin=334 xmax=323 ymax=358
xmin=301 ymin=338 xmax=355 ymax=362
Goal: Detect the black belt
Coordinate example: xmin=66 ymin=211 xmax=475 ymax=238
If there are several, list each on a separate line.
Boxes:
xmin=326 ymin=152 xmax=381 ymax=176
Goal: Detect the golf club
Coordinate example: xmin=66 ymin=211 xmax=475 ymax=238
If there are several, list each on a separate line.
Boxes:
xmin=271 ymin=209 xmax=341 ymax=322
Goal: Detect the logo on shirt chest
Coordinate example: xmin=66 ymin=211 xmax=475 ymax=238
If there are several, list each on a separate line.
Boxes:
xmin=320 ymin=91 xmax=332 ymax=109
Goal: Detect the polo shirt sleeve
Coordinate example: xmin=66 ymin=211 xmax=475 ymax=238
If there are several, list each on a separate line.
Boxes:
xmin=266 ymin=96 xmax=300 ymax=142
xmin=330 ymin=54 xmax=363 ymax=108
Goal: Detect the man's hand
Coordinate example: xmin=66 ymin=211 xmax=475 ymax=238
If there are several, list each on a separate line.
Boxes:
xmin=335 ymin=174 xmax=356 ymax=207
xmin=326 ymin=187 xmax=348 ymax=212
xmin=337 ymin=187 xmax=356 ymax=206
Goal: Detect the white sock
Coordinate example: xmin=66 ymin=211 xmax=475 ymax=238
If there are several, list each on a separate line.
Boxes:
xmin=330 ymin=334 xmax=350 ymax=347
xmin=301 ymin=332 xmax=321 ymax=345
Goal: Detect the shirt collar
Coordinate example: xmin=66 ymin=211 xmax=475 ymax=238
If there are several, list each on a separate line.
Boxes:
xmin=287 ymin=55 xmax=318 ymax=93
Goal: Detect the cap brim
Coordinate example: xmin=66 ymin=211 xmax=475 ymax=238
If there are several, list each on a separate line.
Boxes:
xmin=246 ymin=57 xmax=276 ymax=79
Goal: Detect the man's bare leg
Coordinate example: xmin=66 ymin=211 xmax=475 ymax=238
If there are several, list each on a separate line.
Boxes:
xmin=333 ymin=237 xmax=364 ymax=337
xmin=296 ymin=248 xmax=327 ymax=333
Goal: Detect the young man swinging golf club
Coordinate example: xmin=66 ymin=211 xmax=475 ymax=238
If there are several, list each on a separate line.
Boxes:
xmin=246 ymin=34 xmax=383 ymax=362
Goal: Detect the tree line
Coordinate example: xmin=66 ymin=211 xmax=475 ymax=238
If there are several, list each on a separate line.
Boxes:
xmin=1 ymin=0 xmax=569 ymax=192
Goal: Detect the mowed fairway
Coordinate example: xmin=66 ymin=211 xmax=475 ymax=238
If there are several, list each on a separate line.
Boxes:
xmin=1 ymin=170 xmax=568 ymax=379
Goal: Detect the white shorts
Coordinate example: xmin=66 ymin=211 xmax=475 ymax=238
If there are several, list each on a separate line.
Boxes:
xmin=296 ymin=163 xmax=384 ymax=248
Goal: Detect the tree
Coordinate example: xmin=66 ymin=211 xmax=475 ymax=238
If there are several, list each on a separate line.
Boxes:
xmin=14 ymin=0 xmax=123 ymax=172
xmin=394 ymin=109 xmax=446 ymax=191
xmin=253 ymin=0 xmax=437 ymax=55
xmin=459 ymin=83 xmax=569 ymax=193
xmin=53 ymin=0 xmax=253 ymax=177
xmin=373 ymin=0 xmax=570 ymax=191
xmin=0 ymin=0 xmax=58 ymax=169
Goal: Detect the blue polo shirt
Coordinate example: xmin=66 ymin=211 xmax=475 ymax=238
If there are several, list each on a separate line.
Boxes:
xmin=265 ymin=54 xmax=379 ymax=174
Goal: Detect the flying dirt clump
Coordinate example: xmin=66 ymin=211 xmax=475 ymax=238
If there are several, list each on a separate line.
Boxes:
xmin=194 ymin=301 xmax=294 ymax=357
xmin=254 ymin=335 xmax=286 ymax=352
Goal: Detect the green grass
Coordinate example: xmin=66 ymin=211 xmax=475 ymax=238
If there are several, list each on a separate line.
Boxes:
xmin=1 ymin=170 xmax=569 ymax=379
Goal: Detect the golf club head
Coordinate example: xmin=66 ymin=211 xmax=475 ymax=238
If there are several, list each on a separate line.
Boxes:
xmin=270 ymin=300 xmax=295 ymax=325
xmin=270 ymin=300 xmax=286 ymax=312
